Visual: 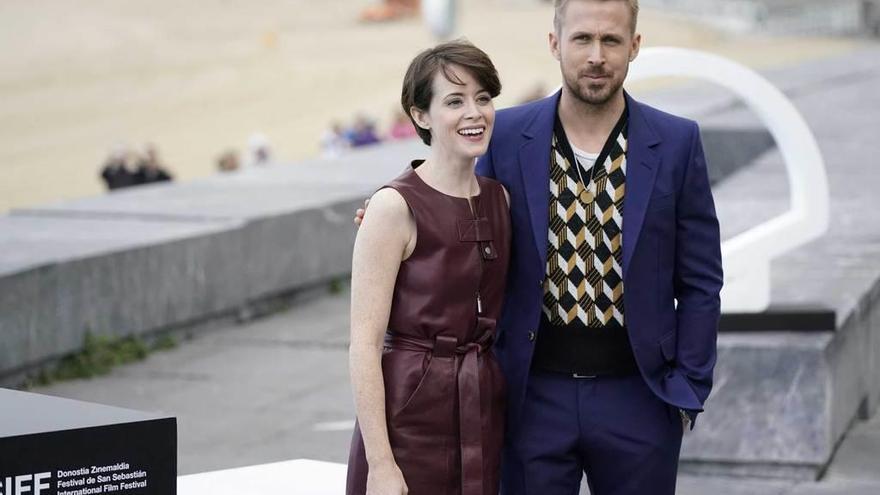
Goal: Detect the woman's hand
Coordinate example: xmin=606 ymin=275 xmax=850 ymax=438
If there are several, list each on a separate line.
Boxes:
xmin=350 ymin=188 xmax=415 ymax=495
xmin=366 ymin=461 xmax=408 ymax=495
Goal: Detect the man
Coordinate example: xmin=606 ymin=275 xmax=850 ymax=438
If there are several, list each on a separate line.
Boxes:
xmin=481 ymin=1 xmax=722 ymax=493
xmin=100 ymin=144 xmax=136 ymax=191
xmin=133 ymin=143 xmax=173 ymax=185
xmin=357 ymin=1 xmax=722 ymax=493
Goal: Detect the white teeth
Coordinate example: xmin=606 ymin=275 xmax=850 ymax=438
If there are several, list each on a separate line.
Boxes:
xmin=458 ymin=128 xmax=485 ymax=136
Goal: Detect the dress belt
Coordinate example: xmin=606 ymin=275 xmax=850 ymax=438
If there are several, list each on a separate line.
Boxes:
xmin=385 ymin=326 xmax=495 ymax=495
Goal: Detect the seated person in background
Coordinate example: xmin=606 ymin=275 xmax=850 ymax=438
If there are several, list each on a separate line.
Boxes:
xmin=100 ymin=144 xmax=136 ymax=191
xmin=348 ymin=115 xmax=382 ymax=148
xmin=133 ymin=143 xmax=173 ymax=185
xmin=387 ymin=109 xmax=419 ymax=140
xmin=217 ymin=150 xmax=240 ymax=173
xmin=321 ymin=121 xmax=351 ymax=158
xmin=246 ymin=133 xmax=273 ymax=167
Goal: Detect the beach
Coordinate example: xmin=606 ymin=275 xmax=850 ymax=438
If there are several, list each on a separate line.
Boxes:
xmin=0 ymin=0 xmax=864 ymax=212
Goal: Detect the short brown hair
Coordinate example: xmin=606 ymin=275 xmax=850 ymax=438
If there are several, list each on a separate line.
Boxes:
xmin=401 ymin=40 xmax=501 ymax=146
xmin=553 ymin=0 xmax=640 ymax=35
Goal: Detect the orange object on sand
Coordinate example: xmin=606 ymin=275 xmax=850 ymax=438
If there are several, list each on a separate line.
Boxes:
xmin=359 ymin=0 xmax=419 ymax=22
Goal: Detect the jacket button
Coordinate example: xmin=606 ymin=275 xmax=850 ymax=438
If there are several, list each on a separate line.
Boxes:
xmin=528 ymin=331 xmax=536 ymax=342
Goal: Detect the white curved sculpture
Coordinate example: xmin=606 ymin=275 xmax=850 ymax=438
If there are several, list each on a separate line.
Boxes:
xmin=628 ymin=47 xmax=830 ymax=312
xmin=423 ymin=0 xmax=456 ymax=39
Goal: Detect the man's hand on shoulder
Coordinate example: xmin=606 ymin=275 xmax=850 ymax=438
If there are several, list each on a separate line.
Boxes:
xmin=354 ymin=198 xmax=370 ymax=227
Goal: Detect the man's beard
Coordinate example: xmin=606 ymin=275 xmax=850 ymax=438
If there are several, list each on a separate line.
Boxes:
xmin=563 ymin=65 xmax=627 ymax=107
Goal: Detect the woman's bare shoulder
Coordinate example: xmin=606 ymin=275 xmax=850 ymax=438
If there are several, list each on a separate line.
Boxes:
xmin=366 ymin=187 xmax=410 ymax=221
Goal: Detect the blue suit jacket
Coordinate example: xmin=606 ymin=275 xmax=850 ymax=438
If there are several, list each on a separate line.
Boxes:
xmin=476 ymin=91 xmax=723 ymax=430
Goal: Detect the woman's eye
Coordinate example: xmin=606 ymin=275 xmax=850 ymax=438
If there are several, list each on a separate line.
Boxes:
xmin=447 ymin=99 xmax=462 ymax=106
xmin=477 ymin=96 xmax=491 ymax=104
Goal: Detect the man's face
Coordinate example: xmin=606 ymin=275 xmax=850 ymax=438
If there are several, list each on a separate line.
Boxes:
xmin=550 ymin=0 xmax=641 ymax=106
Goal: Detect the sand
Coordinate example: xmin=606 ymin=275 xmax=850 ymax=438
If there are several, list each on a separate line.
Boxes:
xmin=0 ymin=0 xmax=866 ymax=213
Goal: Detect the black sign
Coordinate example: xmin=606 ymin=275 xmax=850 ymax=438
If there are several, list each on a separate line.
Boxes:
xmin=0 ymin=389 xmax=176 ymax=495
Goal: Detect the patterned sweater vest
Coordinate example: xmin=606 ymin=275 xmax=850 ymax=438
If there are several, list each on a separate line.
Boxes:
xmin=542 ymin=113 xmax=627 ymax=328
xmin=533 ymin=109 xmax=638 ymax=375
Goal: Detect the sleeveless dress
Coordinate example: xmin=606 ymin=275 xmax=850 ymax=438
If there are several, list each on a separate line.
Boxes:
xmin=346 ymin=161 xmax=511 ymax=495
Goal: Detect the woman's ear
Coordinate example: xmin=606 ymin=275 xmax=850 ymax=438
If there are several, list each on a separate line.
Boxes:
xmin=410 ymin=106 xmax=430 ymax=130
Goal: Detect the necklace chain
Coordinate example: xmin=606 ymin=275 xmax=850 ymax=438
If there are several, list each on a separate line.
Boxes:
xmin=572 ymin=150 xmax=597 ymax=202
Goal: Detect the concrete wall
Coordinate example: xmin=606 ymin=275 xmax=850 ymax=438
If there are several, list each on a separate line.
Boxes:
xmin=0 ymin=141 xmax=424 ymax=379
xmin=0 ymin=122 xmax=771 ymax=381
xmin=670 ymin=48 xmax=880 ymax=479
xmin=681 ymin=332 xmax=833 ymax=480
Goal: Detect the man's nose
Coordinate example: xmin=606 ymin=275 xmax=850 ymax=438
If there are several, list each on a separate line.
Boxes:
xmin=587 ymin=41 xmax=605 ymax=65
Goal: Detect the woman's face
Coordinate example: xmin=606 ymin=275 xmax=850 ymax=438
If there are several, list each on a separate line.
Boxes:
xmin=413 ymin=65 xmax=495 ymax=160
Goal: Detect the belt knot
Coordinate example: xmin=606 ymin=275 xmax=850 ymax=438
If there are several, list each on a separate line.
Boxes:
xmin=384 ymin=329 xmax=495 ymax=495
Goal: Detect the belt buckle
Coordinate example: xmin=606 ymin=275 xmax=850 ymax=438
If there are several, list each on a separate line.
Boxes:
xmin=572 ymin=373 xmax=597 ymax=379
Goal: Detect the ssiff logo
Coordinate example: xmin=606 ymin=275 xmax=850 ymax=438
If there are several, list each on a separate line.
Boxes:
xmin=0 ymin=473 xmax=51 ymax=495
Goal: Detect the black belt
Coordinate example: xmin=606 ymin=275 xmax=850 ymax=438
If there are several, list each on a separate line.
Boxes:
xmin=531 ymin=316 xmax=639 ymax=376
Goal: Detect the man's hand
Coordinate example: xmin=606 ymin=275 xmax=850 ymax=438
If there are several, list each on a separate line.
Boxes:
xmin=354 ymin=198 xmax=370 ymax=227
xmin=680 ymin=409 xmax=692 ymax=433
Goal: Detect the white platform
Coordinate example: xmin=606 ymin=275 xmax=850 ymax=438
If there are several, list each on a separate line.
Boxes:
xmin=178 ymin=459 xmax=347 ymax=495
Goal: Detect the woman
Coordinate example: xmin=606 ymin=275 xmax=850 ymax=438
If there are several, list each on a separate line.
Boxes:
xmin=346 ymin=40 xmax=510 ymax=495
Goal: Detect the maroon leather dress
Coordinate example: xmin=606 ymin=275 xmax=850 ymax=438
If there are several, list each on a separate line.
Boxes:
xmin=347 ymin=162 xmax=511 ymax=495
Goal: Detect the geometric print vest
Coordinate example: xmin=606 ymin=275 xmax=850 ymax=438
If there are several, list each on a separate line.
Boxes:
xmin=542 ymin=109 xmax=628 ymax=328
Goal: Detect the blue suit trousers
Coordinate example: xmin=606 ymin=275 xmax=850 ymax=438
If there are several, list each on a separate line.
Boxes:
xmin=502 ymin=371 xmax=684 ymax=495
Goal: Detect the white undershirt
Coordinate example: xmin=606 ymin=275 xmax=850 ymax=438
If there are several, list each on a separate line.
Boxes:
xmin=570 ymin=143 xmax=600 ymax=172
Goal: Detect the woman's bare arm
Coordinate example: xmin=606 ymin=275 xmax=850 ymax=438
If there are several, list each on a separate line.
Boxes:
xmin=349 ymin=187 xmax=415 ymax=492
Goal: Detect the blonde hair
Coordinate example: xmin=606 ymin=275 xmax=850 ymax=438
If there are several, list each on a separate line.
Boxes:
xmin=553 ymin=0 xmax=639 ymax=34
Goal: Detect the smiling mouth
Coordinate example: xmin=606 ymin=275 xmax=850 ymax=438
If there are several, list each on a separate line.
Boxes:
xmin=457 ymin=127 xmax=486 ymax=137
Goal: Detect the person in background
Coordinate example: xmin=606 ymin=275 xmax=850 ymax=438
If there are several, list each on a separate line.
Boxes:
xmin=359 ymin=0 xmax=419 ymax=22
xmin=321 ymin=121 xmax=351 ymax=158
xmin=217 ymin=150 xmax=241 ymax=173
xmin=387 ymin=109 xmax=419 ymax=140
xmin=246 ymin=132 xmax=273 ymax=167
xmin=100 ymin=144 xmax=136 ymax=190
xmin=348 ymin=115 xmax=382 ymax=148
xmin=133 ymin=143 xmax=173 ymax=185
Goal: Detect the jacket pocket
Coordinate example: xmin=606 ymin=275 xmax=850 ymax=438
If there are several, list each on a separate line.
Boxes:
xmin=658 ymin=330 xmax=677 ymax=363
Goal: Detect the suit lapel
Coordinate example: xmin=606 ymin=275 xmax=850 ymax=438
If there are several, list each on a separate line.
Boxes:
xmin=518 ymin=92 xmax=559 ymax=269
xmin=622 ymin=93 xmax=662 ymax=278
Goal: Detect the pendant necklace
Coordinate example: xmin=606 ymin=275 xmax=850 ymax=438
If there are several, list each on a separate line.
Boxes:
xmin=573 ymin=152 xmax=597 ymax=204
